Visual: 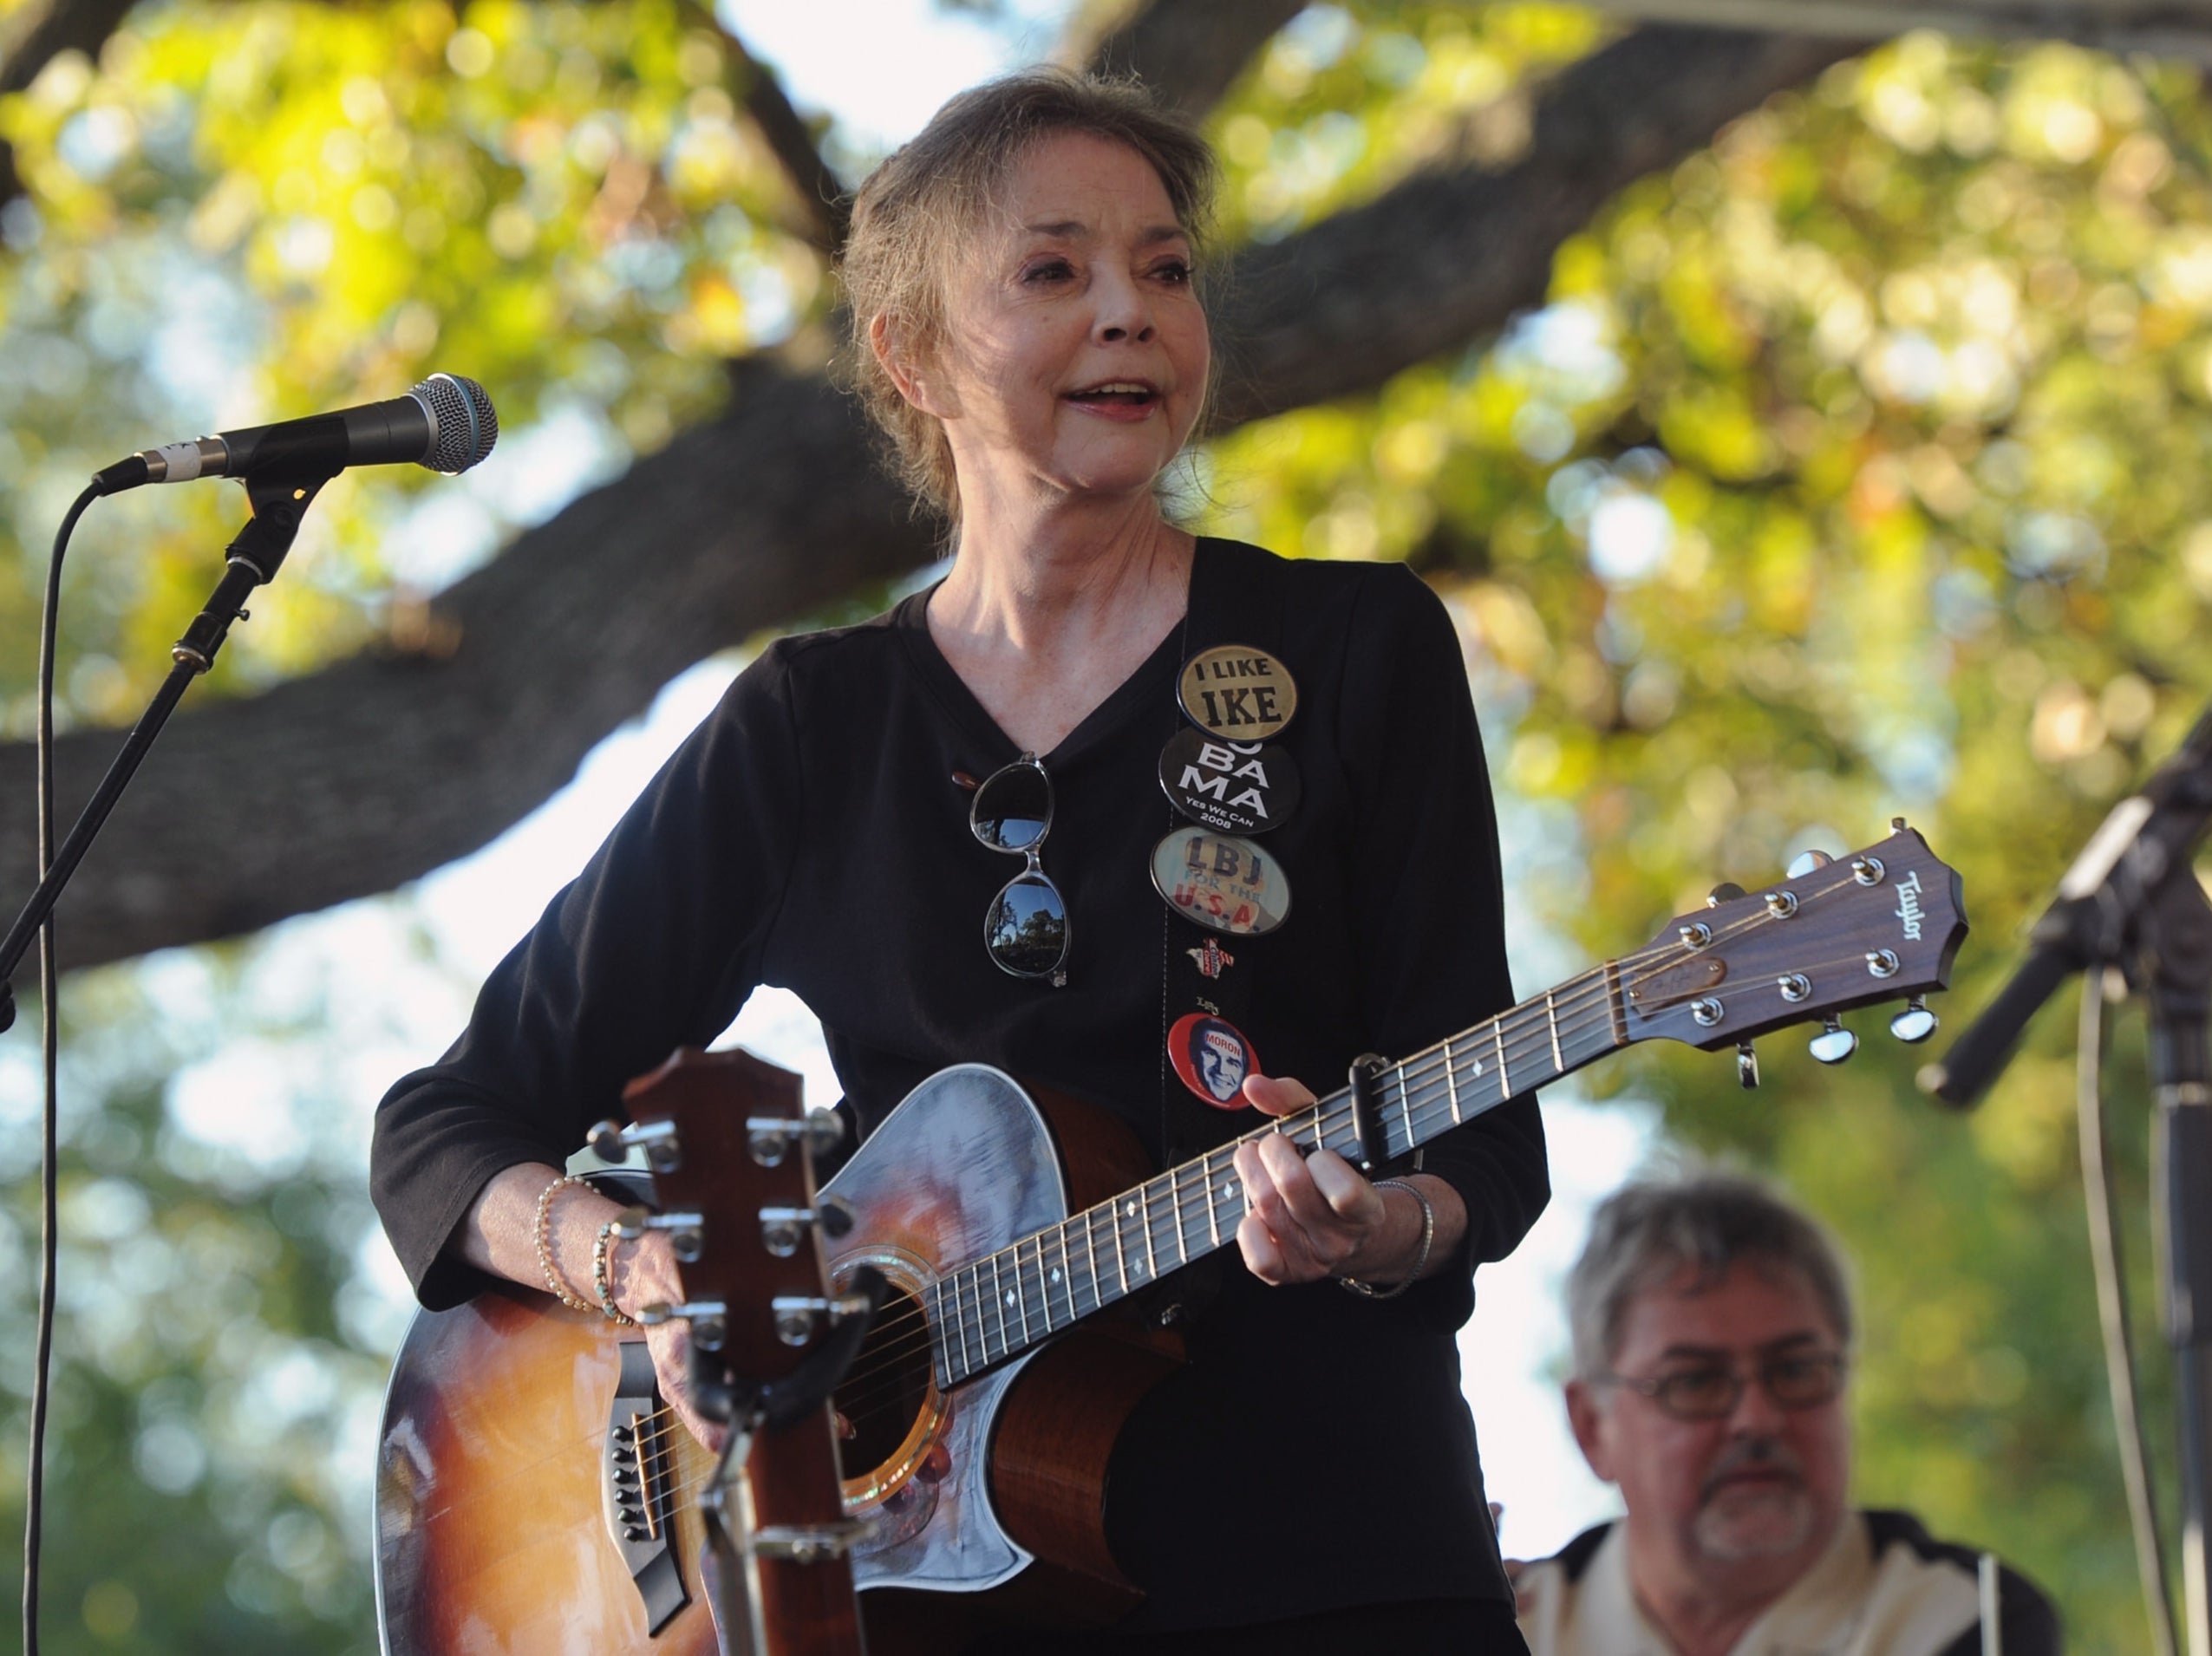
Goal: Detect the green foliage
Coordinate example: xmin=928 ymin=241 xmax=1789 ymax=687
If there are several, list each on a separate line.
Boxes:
xmin=0 ymin=936 xmax=441 ymax=1652
xmin=1204 ymin=19 xmax=2208 ymax=1650
xmin=3 ymin=0 xmax=2209 ymax=1648
xmin=0 ymin=0 xmax=830 ymax=723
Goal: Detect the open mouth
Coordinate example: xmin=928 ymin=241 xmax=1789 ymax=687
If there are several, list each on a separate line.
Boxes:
xmin=1065 ymin=381 xmax=1160 ymax=409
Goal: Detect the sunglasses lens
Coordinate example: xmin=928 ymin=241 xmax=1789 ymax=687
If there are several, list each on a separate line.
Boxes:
xmin=984 ymin=873 xmax=1067 ymax=978
xmin=973 ymin=762 xmax=1052 ymax=852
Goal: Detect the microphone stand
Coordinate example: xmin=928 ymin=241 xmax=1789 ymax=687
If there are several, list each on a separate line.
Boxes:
xmin=1925 ymin=695 xmax=2212 ymax=1656
xmin=0 ymin=466 xmax=336 ymax=1032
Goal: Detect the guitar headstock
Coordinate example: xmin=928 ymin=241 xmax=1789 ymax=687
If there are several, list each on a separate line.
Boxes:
xmin=607 ymin=1051 xmax=872 ymax=1652
xmin=1623 ymin=823 xmax=1967 ymax=1056
xmin=610 ymin=1047 xmax=847 ymax=1385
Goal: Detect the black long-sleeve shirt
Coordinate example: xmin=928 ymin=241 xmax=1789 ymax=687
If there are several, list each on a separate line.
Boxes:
xmin=372 ymin=537 xmax=1549 ymax=1631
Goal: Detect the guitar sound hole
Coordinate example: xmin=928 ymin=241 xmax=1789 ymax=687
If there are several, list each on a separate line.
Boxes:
xmin=833 ymin=1282 xmax=940 ymax=1497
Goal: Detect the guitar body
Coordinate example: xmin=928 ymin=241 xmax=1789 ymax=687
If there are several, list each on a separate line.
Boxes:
xmin=375 ymin=825 xmax=1967 ymax=1653
xmin=375 ymin=1065 xmax=1177 ymax=1655
xmin=375 ymin=1286 xmax=721 ymax=1654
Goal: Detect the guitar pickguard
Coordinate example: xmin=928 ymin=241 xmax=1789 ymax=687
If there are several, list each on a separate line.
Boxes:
xmin=817 ymin=1065 xmax=1070 ymax=1598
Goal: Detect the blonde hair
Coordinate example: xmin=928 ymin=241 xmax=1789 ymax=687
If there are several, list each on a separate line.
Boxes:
xmin=839 ymin=68 xmax=1219 ymax=521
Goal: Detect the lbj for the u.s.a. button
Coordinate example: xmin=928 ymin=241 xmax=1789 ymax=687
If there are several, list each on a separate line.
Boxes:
xmin=1150 ymin=827 xmax=1291 ymax=936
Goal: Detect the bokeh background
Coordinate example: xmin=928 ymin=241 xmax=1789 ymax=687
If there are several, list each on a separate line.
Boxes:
xmin=2 ymin=0 xmax=2209 ymax=1648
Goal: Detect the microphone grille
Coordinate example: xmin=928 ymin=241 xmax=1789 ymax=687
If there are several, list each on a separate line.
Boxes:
xmin=413 ymin=373 xmax=500 ymax=473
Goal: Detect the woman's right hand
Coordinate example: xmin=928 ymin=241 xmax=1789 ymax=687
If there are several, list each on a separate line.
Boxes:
xmin=453 ymin=1164 xmax=729 ymax=1455
xmin=615 ymin=1228 xmax=729 ymax=1455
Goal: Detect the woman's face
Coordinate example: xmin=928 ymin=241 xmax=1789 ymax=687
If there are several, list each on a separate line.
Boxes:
xmin=904 ymin=131 xmax=1210 ymax=514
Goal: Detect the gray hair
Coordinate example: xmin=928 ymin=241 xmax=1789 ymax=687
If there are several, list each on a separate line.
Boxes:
xmin=1566 ymin=1171 xmax=1855 ymax=1379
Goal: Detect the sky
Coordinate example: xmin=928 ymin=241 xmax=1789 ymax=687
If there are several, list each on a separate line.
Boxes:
xmin=132 ymin=0 xmax=1659 ymax=1570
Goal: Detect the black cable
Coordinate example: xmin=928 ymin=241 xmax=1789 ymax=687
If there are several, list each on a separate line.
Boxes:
xmin=2078 ymin=969 xmax=2180 ymax=1656
xmin=23 ymin=482 xmax=96 ymax=1656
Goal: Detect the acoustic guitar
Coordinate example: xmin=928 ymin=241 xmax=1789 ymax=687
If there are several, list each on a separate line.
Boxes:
xmin=374 ymin=825 xmax=1965 ymax=1654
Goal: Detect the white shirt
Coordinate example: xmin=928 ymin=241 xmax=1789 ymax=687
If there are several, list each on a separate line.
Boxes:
xmin=1515 ymin=1510 xmax=2056 ymax=1656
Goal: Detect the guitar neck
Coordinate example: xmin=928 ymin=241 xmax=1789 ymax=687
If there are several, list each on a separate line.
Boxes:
xmin=929 ymin=963 xmax=1626 ymax=1389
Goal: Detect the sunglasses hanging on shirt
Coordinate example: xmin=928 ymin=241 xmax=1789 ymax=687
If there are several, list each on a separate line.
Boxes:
xmin=972 ymin=753 xmax=1070 ymax=988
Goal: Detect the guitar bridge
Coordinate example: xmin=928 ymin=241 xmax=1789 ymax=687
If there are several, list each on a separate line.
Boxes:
xmin=603 ymin=1340 xmax=689 ymax=1633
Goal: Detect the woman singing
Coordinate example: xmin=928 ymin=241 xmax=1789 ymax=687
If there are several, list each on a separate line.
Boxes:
xmin=373 ymin=68 xmax=1546 ymax=1654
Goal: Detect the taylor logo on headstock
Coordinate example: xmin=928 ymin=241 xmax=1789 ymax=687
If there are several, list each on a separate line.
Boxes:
xmin=1896 ymin=869 xmax=1925 ymax=941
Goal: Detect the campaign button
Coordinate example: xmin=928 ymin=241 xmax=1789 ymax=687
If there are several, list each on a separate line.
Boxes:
xmin=1177 ymin=645 xmax=1297 ymax=740
xmin=1150 ymin=829 xmax=1291 ymax=936
xmin=1158 ymin=727 xmax=1301 ymax=835
xmin=1185 ymin=938 xmax=1235 ymax=980
xmin=1169 ymin=1013 xmax=1259 ymax=1110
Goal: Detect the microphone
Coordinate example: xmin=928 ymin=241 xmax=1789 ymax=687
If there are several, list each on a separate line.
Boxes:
xmin=92 ymin=373 xmax=499 ymax=495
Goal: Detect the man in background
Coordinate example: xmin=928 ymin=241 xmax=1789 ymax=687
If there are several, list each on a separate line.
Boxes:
xmin=1514 ymin=1171 xmax=2059 ymax=1656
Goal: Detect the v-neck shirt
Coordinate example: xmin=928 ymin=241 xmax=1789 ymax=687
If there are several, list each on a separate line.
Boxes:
xmin=373 ymin=536 xmax=1549 ymax=1631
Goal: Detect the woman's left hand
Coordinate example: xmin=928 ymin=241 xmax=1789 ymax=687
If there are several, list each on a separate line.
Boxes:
xmin=1231 ymin=1074 xmax=1430 ymax=1286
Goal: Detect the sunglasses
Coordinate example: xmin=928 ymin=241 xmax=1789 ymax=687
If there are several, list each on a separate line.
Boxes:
xmin=971 ymin=753 xmax=1069 ymax=987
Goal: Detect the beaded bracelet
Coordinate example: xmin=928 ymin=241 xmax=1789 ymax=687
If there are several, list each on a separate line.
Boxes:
xmin=533 ymin=1174 xmax=595 ymax=1314
xmin=593 ymin=1218 xmax=637 ymax=1327
xmin=1338 ymin=1177 xmax=1434 ymax=1301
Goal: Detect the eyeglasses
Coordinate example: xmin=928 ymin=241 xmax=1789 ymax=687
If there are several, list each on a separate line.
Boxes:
xmin=971 ymin=753 xmax=1069 ymax=987
xmin=1595 ymin=1351 xmax=1848 ymax=1422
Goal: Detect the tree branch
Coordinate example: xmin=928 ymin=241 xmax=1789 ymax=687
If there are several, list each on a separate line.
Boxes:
xmin=1210 ymin=24 xmax=1858 ymax=426
xmin=0 ymin=25 xmax=1860 ymax=971
xmin=682 ymin=0 xmax=850 ymax=254
xmin=0 ymin=0 xmax=138 ymax=208
xmin=1073 ymin=0 xmax=1309 ymax=121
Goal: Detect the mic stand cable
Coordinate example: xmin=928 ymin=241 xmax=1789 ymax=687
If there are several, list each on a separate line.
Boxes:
xmin=2080 ymin=968 xmax=2180 ymax=1656
xmin=18 ymin=481 xmax=95 ymax=1656
xmin=5 ymin=466 xmax=336 ymax=1656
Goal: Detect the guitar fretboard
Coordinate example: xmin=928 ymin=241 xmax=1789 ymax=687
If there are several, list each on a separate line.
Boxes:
xmin=925 ymin=962 xmax=1628 ymax=1389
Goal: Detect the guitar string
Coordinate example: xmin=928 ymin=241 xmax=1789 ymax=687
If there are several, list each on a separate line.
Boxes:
xmin=627 ymin=868 xmax=1908 ymax=1431
xmin=909 ymin=939 xmax=1922 ymax=1383
xmin=503 ymin=870 xmax=1924 ymax=1536
xmin=819 ymin=928 xmax=1899 ymax=1401
xmin=840 ymin=870 xmax=1870 ymax=1385
xmin=815 ymin=871 xmax=1900 ymax=1397
xmin=584 ymin=870 xmax=1920 ymax=1499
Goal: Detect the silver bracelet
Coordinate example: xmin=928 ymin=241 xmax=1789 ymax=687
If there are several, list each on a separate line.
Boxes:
xmin=593 ymin=1219 xmax=637 ymax=1326
xmin=1338 ymin=1177 xmax=1433 ymax=1301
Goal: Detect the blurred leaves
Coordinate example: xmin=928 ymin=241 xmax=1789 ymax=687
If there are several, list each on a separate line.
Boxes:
xmin=3 ymin=0 xmax=2209 ymax=1648
xmin=1202 ymin=18 xmax=2208 ymax=1649
xmin=0 ymin=0 xmax=832 ymax=729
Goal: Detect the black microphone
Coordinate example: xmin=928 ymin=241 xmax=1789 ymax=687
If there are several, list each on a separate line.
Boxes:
xmin=92 ymin=373 xmax=499 ymax=495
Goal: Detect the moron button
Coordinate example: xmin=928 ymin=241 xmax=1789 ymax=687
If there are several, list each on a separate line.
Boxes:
xmin=1169 ymin=1012 xmax=1260 ymax=1110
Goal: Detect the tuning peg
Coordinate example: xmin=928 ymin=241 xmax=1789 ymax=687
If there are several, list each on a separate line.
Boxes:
xmin=587 ymin=1117 xmax=682 ymax=1172
xmin=622 ymin=1207 xmax=704 ymax=1262
xmin=1706 ymin=882 xmax=1745 ymax=908
xmin=1786 ymin=849 xmax=1834 ymax=877
xmin=1889 ymin=996 xmax=1939 ymax=1044
xmin=1809 ymin=1017 xmax=1858 ymax=1065
xmin=1736 ymin=1041 xmax=1759 ymax=1089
